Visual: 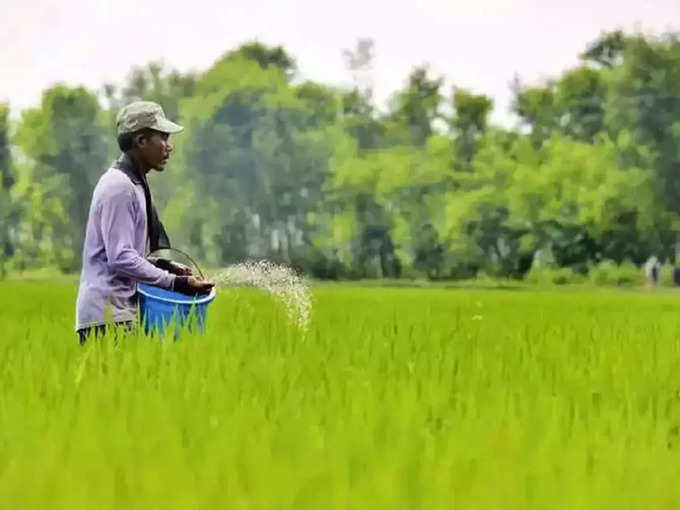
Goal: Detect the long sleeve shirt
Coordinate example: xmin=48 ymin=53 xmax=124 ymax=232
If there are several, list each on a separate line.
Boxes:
xmin=75 ymin=165 xmax=176 ymax=331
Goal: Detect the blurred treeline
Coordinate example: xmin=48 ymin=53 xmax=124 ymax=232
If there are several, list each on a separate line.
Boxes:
xmin=1 ymin=31 xmax=680 ymax=280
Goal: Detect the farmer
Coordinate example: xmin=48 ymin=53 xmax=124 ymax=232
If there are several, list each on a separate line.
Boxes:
xmin=75 ymin=101 xmax=213 ymax=344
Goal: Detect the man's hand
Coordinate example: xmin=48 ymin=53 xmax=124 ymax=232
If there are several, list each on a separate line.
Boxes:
xmin=187 ymin=276 xmax=214 ymax=295
xmin=149 ymin=257 xmax=194 ymax=276
xmin=169 ymin=261 xmax=193 ymax=276
xmin=173 ymin=275 xmax=214 ymax=296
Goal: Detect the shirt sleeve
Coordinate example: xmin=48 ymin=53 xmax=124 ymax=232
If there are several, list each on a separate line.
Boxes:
xmin=99 ymin=186 xmax=176 ymax=289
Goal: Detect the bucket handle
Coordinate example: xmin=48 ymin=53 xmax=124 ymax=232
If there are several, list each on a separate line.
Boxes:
xmin=149 ymin=248 xmax=206 ymax=279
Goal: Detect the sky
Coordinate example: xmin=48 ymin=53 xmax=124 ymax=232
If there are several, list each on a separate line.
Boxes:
xmin=1 ymin=0 xmax=679 ymax=125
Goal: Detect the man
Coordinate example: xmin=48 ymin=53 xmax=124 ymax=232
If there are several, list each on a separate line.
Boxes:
xmin=75 ymin=101 xmax=213 ymax=344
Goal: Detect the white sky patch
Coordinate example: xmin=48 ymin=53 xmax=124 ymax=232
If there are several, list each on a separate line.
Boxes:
xmin=1 ymin=0 xmax=678 ymax=125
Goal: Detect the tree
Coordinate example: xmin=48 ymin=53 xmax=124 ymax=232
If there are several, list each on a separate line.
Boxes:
xmin=339 ymin=39 xmax=385 ymax=151
xmin=164 ymin=56 xmax=335 ymax=272
xmin=389 ymin=66 xmax=444 ymax=147
xmin=226 ymin=42 xmax=297 ymax=80
xmin=512 ymin=81 xmax=556 ymax=147
xmin=505 ymin=134 xmax=659 ymax=268
xmin=7 ymin=161 xmax=72 ymax=272
xmin=603 ymin=33 xmax=680 ymax=216
xmin=342 ymin=38 xmax=375 ymax=105
xmin=2 ymin=33 xmax=679 ymax=280
xmin=117 ymin=62 xmax=196 ymax=122
xmin=12 ymin=86 xmax=107 ymax=271
xmin=553 ymin=67 xmax=607 ymax=142
xmin=441 ymin=131 xmax=663 ymax=276
xmin=513 ymin=65 xmax=607 ymax=146
xmin=451 ymin=89 xmax=493 ymax=166
xmin=294 ymin=81 xmax=340 ymax=127
xmin=0 ymin=103 xmax=15 ymax=276
xmin=582 ymin=30 xmax=626 ymax=68
xmin=442 ymin=130 xmax=520 ymax=277
xmin=0 ymin=104 xmax=11 ymax=190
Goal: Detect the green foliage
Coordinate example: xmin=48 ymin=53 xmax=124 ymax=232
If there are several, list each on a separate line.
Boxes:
xmin=451 ymin=89 xmax=493 ymax=165
xmin=443 ymin=131 xmax=661 ymax=277
xmin=3 ymin=32 xmax=680 ymax=282
xmin=166 ymin=55 xmax=336 ymax=270
xmin=524 ymin=266 xmax=584 ymax=286
xmin=8 ymin=160 xmax=72 ymax=271
xmin=553 ymin=66 xmax=607 ymax=142
xmin=512 ymin=83 xmax=555 ymax=146
xmin=0 ymin=103 xmax=14 ymax=277
xmin=588 ymin=259 xmax=643 ymax=286
xmin=0 ymin=103 xmax=11 ymax=190
xmin=12 ymin=86 xmax=107 ymax=272
xmin=225 ymin=41 xmax=297 ymax=79
xmin=389 ymin=66 xmax=444 ymax=146
xmin=582 ymin=31 xmax=626 ymax=67
xmin=120 ymin=62 xmax=196 ymax=122
xmin=513 ymin=66 xmax=606 ymax=146
xmin=603 ymin=33 xmax=680 ymax=214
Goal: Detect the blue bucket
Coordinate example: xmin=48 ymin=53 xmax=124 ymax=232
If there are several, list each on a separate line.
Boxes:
xmin=138 ymin=283 xmax=216 ymax=337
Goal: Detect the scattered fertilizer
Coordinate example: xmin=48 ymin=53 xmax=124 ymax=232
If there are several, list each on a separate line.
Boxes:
xmin=211 ymin=260 xmax=311 ymax=329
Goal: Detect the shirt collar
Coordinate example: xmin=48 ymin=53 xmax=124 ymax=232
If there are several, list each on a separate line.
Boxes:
xmin=113 ymin=153 xmax=145 ymax=185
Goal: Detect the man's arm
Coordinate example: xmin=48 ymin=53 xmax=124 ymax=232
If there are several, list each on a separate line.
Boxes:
xmin=147 ymin=257 xmax=193 ymax=276
xmin=100 ymin=187 xmax=176 ymax=289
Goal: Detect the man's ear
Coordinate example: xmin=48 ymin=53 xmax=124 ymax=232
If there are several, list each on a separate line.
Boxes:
xmin=134 ymin=132 xmax=146 ymax=148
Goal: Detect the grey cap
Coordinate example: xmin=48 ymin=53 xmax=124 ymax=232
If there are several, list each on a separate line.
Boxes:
xmin=116 ymin=101 xmax=183 ymax=136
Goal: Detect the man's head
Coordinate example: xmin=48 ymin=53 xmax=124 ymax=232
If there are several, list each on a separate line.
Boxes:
xmin=116 ymin=101 xmax=183 ymax=172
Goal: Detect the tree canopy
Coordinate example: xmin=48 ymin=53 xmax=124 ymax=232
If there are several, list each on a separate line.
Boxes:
xmin=2 ymin=34 xmax=680 ymax=280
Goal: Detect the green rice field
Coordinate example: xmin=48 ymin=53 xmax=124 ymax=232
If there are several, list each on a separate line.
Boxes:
xmin=2 ymin=281 xmax=680 ymax=508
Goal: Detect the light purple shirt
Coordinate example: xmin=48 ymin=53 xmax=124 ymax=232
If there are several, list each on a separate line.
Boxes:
xmin=75 ymin=167 xmax=176 ymax=331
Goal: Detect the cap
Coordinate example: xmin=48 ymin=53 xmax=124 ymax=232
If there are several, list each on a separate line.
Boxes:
xmin=116 ymin=101 xmax=183 ymax=136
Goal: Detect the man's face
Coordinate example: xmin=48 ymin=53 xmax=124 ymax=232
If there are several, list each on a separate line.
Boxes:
xmin=137 ymin=130 xmax=173 ymax=171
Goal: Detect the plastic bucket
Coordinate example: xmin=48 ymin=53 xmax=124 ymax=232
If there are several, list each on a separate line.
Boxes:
xmin=138 ymin=283 xmax=216 ymax=337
